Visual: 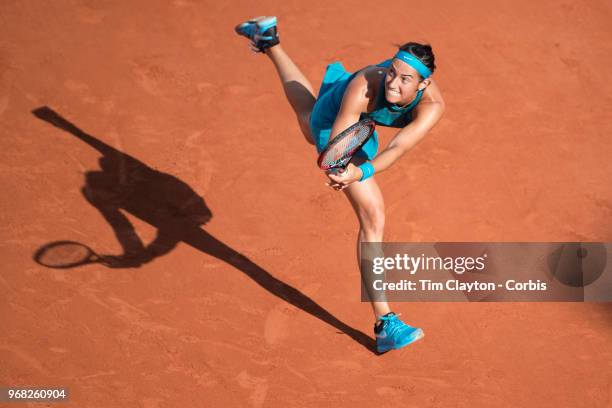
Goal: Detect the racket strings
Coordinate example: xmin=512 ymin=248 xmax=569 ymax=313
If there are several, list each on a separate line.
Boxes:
xmin=319 ymin=120 xmax=374 ymax=169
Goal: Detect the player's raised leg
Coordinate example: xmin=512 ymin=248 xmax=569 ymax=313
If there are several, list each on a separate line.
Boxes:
xmin=235 ymin=16 xmax=315 ymax=144
xmin=265 ymin=46 xmax=316 ymax=144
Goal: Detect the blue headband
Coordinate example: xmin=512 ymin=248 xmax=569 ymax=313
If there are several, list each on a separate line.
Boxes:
xmin=393 ymin=50 xmax=432 ymax=79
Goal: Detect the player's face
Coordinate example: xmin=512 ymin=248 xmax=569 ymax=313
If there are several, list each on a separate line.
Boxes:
xmin=385 ymin=59 xmax=428 ymax=105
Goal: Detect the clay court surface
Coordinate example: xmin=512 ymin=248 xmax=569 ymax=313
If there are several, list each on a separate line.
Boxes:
xmin=1 ymin=0 xmax=611 ymax=406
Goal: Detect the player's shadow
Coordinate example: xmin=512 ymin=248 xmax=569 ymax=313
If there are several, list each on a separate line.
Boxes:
xmin=31 ymin=106 xmax=376 ymax=353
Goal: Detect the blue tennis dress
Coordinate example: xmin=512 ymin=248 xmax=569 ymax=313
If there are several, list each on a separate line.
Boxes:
xmin=309 ymin=59 xmax=424 ymax=160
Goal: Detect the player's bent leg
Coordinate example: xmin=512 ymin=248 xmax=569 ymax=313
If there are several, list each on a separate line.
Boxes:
xmin=343 ymin=178 xmax=387 ymax=314
xmin=343 ymin=177 xmax=424 ymax=353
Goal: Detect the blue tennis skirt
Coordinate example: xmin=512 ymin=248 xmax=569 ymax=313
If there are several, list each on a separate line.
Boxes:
xmin=309 ymin=62 xmax=378 ymax=160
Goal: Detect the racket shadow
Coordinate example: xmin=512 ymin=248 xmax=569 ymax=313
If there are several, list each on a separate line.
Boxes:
xmin=31 ymin=106 xmax=377 ymax=354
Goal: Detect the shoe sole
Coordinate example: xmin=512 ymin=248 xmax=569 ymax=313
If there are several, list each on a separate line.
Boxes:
xmin=234 ymin=16 xmax=265 ymax=37
xmin=234 ymin=16 xmax=276 ymax=38
xmin=256 ymin=16 xmax=277 ymax=33
xmin=377 ymin=328 xmax=424 ymax=354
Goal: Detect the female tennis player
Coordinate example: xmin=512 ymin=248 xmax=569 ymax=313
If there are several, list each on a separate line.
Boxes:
xmin=235 ymin=16 xmax=445 ymax=353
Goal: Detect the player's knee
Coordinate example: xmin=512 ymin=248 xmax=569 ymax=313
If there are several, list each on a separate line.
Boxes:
xmin=359 ymin=204 xmax=385 ymax=237
xmin=298 ymin=112 xmax=314 ymax=145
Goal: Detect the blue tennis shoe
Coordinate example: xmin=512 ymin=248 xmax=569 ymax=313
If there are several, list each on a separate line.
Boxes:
xmin=234 ymin=16 xmax=280 ymax=53
xmin=375 ymin=312 xmax=424 ymax=353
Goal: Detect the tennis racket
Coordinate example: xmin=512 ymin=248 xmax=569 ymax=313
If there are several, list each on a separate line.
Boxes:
xmin=34 ymin=241 xmax=115 ymax=269
xmin=317 ymin=118 xmax=375 ymax=173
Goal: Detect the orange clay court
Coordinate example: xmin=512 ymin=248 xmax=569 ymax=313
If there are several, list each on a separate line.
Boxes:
xmin=1 ymin=1 xmax=611 ymax=407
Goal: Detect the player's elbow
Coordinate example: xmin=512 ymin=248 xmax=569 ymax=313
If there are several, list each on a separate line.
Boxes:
xmin=433 ymin=100 xmax=446 ymax=116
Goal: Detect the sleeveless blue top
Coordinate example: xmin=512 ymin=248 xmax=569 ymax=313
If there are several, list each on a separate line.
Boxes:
xmin=309 ymin=59 xmax=424 ymax=160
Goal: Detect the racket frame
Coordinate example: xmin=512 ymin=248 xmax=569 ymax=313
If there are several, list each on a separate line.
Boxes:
xmin=317 ymin=118 xmax=375 ymax=171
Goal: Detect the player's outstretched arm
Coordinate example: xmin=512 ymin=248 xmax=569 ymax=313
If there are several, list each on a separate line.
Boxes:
xmin=372 ymin=96 xmax=445 ymax=174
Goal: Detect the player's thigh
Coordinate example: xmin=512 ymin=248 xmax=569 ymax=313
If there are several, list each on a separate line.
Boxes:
xmin=343 ymin=176 xmax=385 ymax=228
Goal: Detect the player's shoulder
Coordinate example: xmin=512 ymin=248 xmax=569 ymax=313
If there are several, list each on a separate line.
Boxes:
xmin=353 ymin=64 xmax=387 ymax=85
xmin=346 ymin=66 xmax=385 ymax=104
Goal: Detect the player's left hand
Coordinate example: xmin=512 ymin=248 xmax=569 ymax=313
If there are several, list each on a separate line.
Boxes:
xmin=326 ymin=163 xmax=362 ymax=191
